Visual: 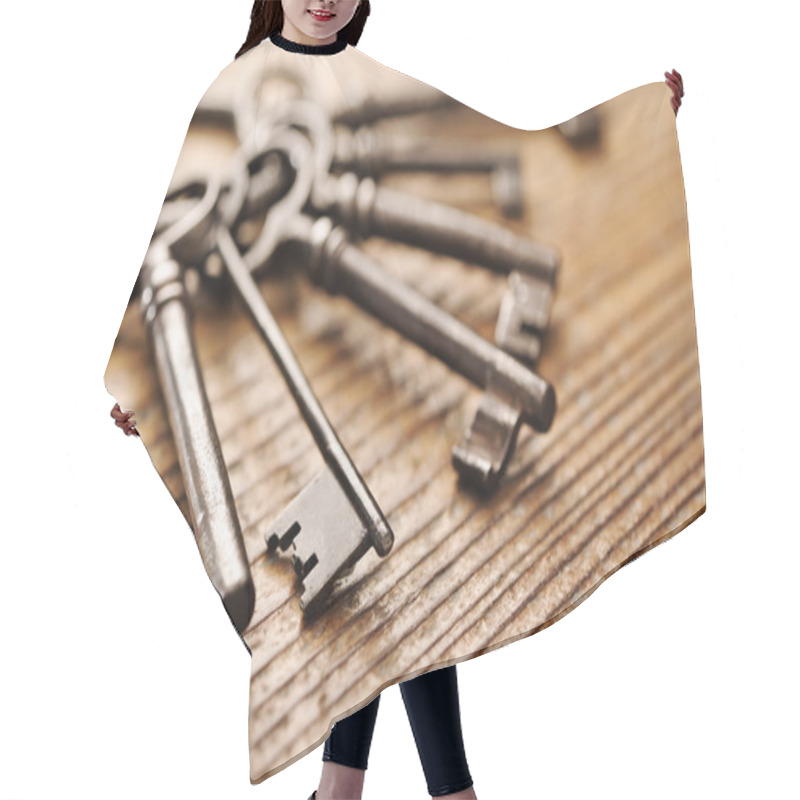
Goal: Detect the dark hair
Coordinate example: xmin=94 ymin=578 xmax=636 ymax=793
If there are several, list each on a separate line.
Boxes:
xmin=236 ymin=1 xmax=371 ymax=58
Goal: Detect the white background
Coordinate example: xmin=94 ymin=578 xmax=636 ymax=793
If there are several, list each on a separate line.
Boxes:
xmin=1 ymin=1 xmax=797 ymax=798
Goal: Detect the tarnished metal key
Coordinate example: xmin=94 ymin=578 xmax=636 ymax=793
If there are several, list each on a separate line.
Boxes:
xmin=451 ymin=373 xmax=526 ymax=491
xmin=257 ymin=104 xmax=558 ymax=492
xmin=332 ymin=125 xmax=525 ymax=218
xmin=308 ymin=217 xmax=556 ymax=431
xmin=453 ymin=272 xmax=556 ymax=491
xmin=332 ymin=175 xmax=558 ymax=282
xmin=139 ymin=175 xmax=255 ymax=635
xmin=219 ymin=126 xmax=552 ymax=571
xmin=213 ymin=152 xmax=394 ymax=614
xmin=259 ymin=104 xmax=559 ymax=491
xmin=151 ymin=91 xmax=396 ymax=614
xmin=265 ymin=100 xmax=559 ymax=284
xmin=242 ymin=129 xmax=556 ymax=431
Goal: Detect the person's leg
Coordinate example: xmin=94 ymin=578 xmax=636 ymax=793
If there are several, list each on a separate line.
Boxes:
xmin=399 ymin=665 xmax=476 ymax=799
xmin=315 ymin=694 xmax=381 ymax=800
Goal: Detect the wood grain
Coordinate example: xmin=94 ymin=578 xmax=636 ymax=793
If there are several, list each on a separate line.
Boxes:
xmin=104 ymin=79 xmax=704 ymax=783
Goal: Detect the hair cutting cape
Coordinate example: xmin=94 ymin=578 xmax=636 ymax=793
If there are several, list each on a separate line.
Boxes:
xmin=105 ymin=36 xmax=704 ymax=783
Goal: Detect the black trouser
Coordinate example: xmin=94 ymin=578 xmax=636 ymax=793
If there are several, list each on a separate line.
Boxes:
xmin=323 ymin=665 xmax=473 ymax=797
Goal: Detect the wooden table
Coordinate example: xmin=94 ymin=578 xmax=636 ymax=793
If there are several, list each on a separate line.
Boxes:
xmin=105 ymin=78 xmax=704 ymax=782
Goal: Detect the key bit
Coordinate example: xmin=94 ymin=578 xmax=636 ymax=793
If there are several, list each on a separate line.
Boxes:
xmin=452 ymin=378 xmax=524 ymax=493
xmin=495 ymin=271 xmax=554 ymax=365
xmin=491 ymin=160 xmax=525 ymax=220
xmin=453 ymin=272 xmax=556 ymax=491
xmin=266 ymin=465 xmax=382 ymax=613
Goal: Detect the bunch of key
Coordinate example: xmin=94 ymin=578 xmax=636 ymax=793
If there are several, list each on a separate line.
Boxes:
xmin=139 ymin=66 xmax=559 ymax=628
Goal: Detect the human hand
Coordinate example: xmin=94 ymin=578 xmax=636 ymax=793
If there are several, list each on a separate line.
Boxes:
xmin=111 ymin=402 xmax=139 ymax=436
xmin=665 ymin=69 xmax=684 ymax=115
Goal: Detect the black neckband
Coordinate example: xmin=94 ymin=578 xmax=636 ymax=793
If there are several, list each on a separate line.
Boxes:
xmin=269 ymin=32 xmax=348 ymax=55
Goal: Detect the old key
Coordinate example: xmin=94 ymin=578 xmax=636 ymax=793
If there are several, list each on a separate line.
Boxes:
xmin=213 ymin=147 xmax=395 ymax=615
xmin=220 ymin=128 xmax=551 ymax=608
xmin=332 ymin=125 xmax=525 ymax=218
xmin=262 ymin=100 xmax=559 ymax=285
xmin=242 ymin=128 xmax=556 ymax=432
xmin=139 ymin=175 xmax=255 ymax=635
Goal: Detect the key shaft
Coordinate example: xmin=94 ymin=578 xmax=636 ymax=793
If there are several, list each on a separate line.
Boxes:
xmin=216 ymin=224 xmax=393 ymax=558
xmin=333 ymin=128 xmax=524 ymax=218
xmin=329 ymin=176 xmax=559 ymax=285
xmin=307 ymin=219 xmax=556 ymax=432
xmin=141 ymin=248 xmax=255 ymax=634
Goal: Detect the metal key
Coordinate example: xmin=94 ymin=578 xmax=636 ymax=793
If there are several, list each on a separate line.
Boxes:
xmin=263 ymin=100 xmax=559 ymax=285
xmin=212 ymin=149 xmax=394 ymax=615
xmin=453 ymin=271 xmax=556 ymax=491
xmin=197 ymin=64 xmax=524 ymax=222
xmin=331 ymin=83 xmax=457 ymax=128
xmin=255 ymin=109 xmax=558 ymax=491
xmin=139 ymin=175 xmax=255 ymax=635
xmin=263 ymin=103 xmax=560 ymax=490
xmin=241 ymin=129 xmax=556 ymax=432
xmin=332 ymin=125 xmax=525 ymax=218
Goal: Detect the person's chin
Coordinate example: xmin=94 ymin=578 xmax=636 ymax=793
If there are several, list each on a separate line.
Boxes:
xmin=299 ymin=23 xmax=337 ymax=41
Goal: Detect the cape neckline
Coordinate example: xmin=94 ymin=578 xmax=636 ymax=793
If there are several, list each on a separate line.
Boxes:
xmin=269 ymin=32 xmax=348 ymax=55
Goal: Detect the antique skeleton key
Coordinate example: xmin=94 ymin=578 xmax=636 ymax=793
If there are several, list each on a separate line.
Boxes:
xmin=222 ymin=130 xmax=552 ymax=598
xmin=242 ymin=129 xmax=556 ymax=431
xmin=139 ymin=176 xmax=255 ymax=635
xmin=332 ymin=125 xmax=525 ymax=218
xmin=213 ymin=148 xmax=394 ymax=615
xmin=260 ymin=105 xmax=559 ymax=488
xmin=264 ymin=100 xmax=559 ymax=284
